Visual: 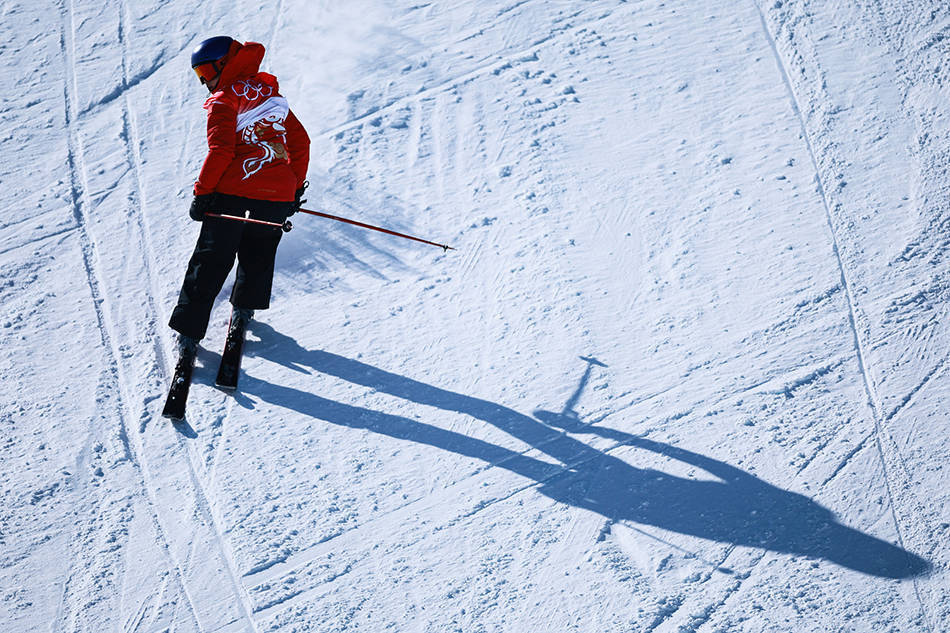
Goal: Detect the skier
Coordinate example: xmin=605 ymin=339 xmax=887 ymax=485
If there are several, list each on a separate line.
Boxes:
xmin=163 ymin=36 xmax=310 ymax=419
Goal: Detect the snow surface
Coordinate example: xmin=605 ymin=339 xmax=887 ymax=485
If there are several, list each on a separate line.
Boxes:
xmin=2 ymin=0 xmax=949 ymax=631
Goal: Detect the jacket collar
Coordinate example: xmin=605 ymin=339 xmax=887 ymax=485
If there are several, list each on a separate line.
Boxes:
xmin=218 ymin=42 xmax=266 ymax=88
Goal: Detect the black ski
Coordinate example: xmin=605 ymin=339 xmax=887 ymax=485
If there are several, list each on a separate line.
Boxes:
xmin=162 ymin=348 xmax=197 ymax=421
xmin=215 ymin=314 xmax=248 ymax=391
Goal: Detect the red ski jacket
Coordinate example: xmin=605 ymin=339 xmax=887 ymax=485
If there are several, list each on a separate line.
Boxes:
xmin=194 ymin=42 xmax=310 ymax=202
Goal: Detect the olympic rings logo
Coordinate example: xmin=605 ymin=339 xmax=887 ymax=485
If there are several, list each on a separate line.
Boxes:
xmin=232 ymin=80 xmax=273 ymax=100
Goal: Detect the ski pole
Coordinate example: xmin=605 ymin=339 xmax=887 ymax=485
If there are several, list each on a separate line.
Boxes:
xmin=206 ymin=212 xmax=293 ymax=232
xmin=297 ymin=208 xmax=455 ymax=252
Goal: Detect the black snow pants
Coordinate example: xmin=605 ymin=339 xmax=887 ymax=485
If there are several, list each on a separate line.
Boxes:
xmin=169 ymin=194 xmax=292 ymax=340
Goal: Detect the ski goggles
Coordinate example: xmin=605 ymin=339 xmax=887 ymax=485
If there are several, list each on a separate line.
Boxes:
xmin=192 ymin=60 xmax=222 ymax=84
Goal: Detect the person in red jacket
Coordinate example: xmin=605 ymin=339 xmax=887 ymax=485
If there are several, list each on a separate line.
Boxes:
xmin=169 ymin=36 xmax=310 ymax=358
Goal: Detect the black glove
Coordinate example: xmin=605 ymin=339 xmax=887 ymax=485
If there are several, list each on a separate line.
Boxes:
xmin=289 ymin=181 xmax=308 ymax=217
xmin=189 ymin=193 xmax=216 ymax=222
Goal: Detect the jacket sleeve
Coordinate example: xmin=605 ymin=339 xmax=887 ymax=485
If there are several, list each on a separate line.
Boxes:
xmin=285 ymin=109 xmax=311 ymax=190
xmin=194 ymin=96 xmax=237 ymax=196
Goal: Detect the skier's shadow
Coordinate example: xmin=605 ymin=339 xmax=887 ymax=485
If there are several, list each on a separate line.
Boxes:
xmin=243 ymin=323 xmax=930 ymax=579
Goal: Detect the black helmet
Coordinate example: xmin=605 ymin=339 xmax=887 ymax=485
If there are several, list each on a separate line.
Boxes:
xmin=191 ymin=36 xmax=234 ymax=84
xmin=191 ymin=36 xmax=234 ymax=67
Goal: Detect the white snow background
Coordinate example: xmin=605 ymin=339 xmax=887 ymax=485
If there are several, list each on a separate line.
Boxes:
xmin=2 ymin=0 xmax=949 ymax=631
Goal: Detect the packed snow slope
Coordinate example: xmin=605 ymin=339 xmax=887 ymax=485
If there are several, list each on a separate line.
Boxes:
xmin=3 ymin=0 xmax=950 ymax=631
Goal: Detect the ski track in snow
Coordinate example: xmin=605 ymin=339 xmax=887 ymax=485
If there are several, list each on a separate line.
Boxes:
xmin=54 ymin=0 xmax=263 ymax=630
xmin=763 ymin=2 xmax=946 ymax=631
xmin=58 ymin=0 xmax=208 ymax=629
xmin=755 ymin=3 xmax=932 ymax=628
